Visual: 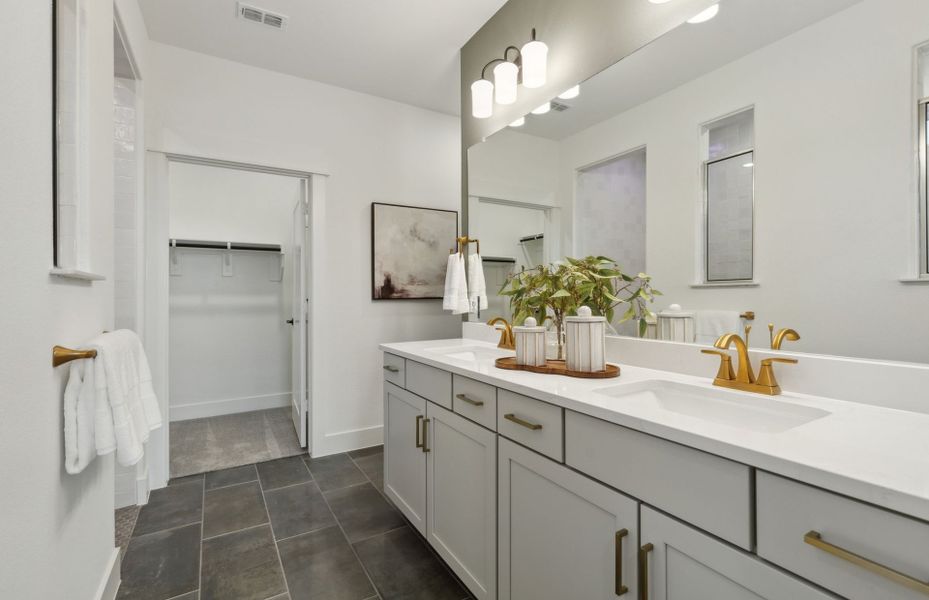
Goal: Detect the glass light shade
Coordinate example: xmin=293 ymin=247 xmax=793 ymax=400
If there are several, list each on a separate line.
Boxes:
xmin=521 ymin=39 xmax=548 ymax=88
xmin=558 ymin=85 xmax=580 ymax=100
xmin=648 ymin=0 xmax=672 ymax=3
xmin=531 ymin=102 xmax=551 ymax=115
xmin=688 ymin=4 xmax=719 ymax=23
xmin=471 ymin=79 xmax=494 ymax=119
xmin=509 ymin=116 xmax=525 ymax=127
xmin=493 ymin=61 xmax=519 ymax=105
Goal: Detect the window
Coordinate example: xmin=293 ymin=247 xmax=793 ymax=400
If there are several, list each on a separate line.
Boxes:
xmin=921 ymin=101 xmax=929 ymax=275
xmin=702 ymin=109 xmax=754 ymax=283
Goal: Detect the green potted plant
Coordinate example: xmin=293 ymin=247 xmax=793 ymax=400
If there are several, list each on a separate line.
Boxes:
xmin=500 ymin=256 xmax=660 ymax=359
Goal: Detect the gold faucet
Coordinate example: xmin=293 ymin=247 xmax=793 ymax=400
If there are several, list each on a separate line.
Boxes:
xmin=771 ymin=326 xmax=801 ymax=350
xmin=487 ymin=317 xmax=516 ymax=350
xmin=701 ymin=333 xmax=797 ymax=395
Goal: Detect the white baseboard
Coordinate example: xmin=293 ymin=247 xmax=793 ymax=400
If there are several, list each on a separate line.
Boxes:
xmin=170 ymin=392 xmax=290 ymax=421
xmin=313 ymin=424 xmax=383 ymax=457
xmin=95 ymin=547 xmax=121 ymax=600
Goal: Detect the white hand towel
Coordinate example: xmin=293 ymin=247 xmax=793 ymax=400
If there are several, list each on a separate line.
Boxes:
xmin=443 ymin=253 xmax=459 ymax=311
xmin=453 ymin=253 xmax=470 ymax=314
xmin=467 ymin=253 xmax=488 ymax=312
xmin=695 ymin=310 xmax=742 ymax=345
xmin=63 ymin=359 xmax=98 ymax=474
xmin=90 ymin=330 xmax=162 ymax=467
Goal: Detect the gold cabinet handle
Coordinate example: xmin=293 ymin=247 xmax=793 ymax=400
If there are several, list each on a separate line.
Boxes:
xmin=504 ymin=413 xmax=543 ymax=431
xmin=383 ymin=365 xmax=400 ymax=373
xmin=615 ymin=529 xmax=629 ymax=596
xmin=639 ymin=543 xmax=654 ymax=600
xmin=804 ymin=531 xmax=929 ymax=596
xmin=456 ymin=393 xmax=484 ymax=407
xmin=415 ymin=415 xmax=424 ymax=448
xmin=422 ymin=418 xmax=431 ymax=453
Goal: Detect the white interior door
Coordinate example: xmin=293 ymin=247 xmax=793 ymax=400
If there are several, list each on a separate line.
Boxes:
xmin=290 ymin=190 xmax=309 ymax=447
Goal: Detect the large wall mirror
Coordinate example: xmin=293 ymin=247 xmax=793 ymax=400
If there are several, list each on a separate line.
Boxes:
xmin=467 ymin=0 xmax=929 ymax=364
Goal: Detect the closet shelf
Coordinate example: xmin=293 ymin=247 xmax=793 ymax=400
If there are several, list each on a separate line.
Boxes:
xmin=169 ymin=239 xmax=283 ymax=253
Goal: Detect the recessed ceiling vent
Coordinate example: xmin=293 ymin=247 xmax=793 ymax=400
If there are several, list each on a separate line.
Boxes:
xmin=550 ymin=101 xmax=571 ymax=112
xmin=236 ymin=2 xmax=288 ymax=30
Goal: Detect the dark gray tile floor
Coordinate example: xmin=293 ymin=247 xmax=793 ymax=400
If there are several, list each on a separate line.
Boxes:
xmin=118 ymin=445 xmax=472 ymax=600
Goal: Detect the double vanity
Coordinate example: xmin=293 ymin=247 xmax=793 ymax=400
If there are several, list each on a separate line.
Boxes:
xmin=380 ymin=338 xmax=929 ymax=600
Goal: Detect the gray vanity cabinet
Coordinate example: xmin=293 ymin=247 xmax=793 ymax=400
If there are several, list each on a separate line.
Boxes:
xmin=498 ymin=437 xmax=639 ymax=600
xmin=426 ymin=402 xmax=497 ymax=600
xmin=639 ymin=507 xmax=835 ymax=600
xmin=383 ymin=382 xmax=427 ymax=534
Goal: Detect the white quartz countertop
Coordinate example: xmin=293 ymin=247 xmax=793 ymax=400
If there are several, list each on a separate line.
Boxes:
xmin=380 ymin=338 xmax=929 ymax=522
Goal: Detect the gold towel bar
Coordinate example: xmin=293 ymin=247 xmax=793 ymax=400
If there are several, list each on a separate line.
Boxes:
xmin=740 ymin=311 xmax=755 ymax=321
xmin=450 ymin=235 xmax=480 ymax=255
xmin=52 ymin=345 xmax=97 ymax=367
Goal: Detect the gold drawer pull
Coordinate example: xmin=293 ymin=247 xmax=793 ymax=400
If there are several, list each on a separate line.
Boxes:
xmin=639 ymin=543 xmax=654 ymax=600
xmin=804 ymin=531 xmax=929 ymax=596
xmin=456 ymin=393 xmax=484 ymax=407
xmin=504 ymin=413 xmax=543 ymax=431
xmin=415 ymin=415 xmax=424 ymax=448
xmin=383 ymin=365 xmax=400 ymax=373
xmin=422 ymin=418 xmax=431 ymax=453
xmin=615 ymin=528 xmax=629 ymax=596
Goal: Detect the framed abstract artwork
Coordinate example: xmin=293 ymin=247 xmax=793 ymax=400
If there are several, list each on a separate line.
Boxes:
xmin=371 ymin=202 xmax=458 ymax=300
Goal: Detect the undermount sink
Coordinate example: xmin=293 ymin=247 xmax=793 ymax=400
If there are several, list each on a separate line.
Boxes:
xmin=425 ymin=344 xmax=511 ymax=362
xmin=594 ymin=380 xmax=830 ymax=433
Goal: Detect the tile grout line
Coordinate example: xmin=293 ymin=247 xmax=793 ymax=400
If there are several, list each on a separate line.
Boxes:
xmin=312 ymin=461 xmax=384 ymax=600
xmin=347 ymin=524 xmax=408 ymax=546
xmin=201 ymin=521 xmax=270 ymax=542
xmin=131 ymin=518 xmax=203 ymax=540
xmin=258 ymin=462 xmax=292 ymax=600
xmin=197 ymin=468 xmax=205 ymax=599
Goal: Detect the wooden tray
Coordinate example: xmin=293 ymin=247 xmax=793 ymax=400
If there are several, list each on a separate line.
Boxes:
xmin=494 ymin=357 xmax=620 ymax=379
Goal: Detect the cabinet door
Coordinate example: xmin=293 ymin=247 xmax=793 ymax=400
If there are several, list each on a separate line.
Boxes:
xmin=426 ymin=403 xmax=496 ymax=600
xmin=498 ymin=437 xmax=638 ymax=600
xmin=383 ymin=382 xmax=427 ymax=535
xmin=639 ymin=506 xmax=836 ymax=600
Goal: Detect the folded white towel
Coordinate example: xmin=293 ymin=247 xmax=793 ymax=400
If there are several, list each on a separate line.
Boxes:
xmin=467 ymin=253 xmax=488 ymax=313
xmin=93 ymin=330 xmax=162 ymax=467
xmin=695 ymin=310 xmax=742 ymax=345
xmin=443 ymin=253 xmax=459 ymax=311
xmin=63 ymin=359 xmax=98 ymax=474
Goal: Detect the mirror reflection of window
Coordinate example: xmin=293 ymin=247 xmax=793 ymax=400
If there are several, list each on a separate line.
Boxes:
xmin=703 ymin=109 xmax=755 ymax=282
xmin=575 ymin=148 xmax=647 ymax=277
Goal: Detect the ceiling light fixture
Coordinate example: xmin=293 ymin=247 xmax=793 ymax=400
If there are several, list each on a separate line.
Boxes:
xmin=558 ymin=85 xmax=580 ymax=100
xmin=687 ymin=3 xmax=719 ymax=24
xmin=531 ymin=102 xmax=551 ymax=115
xmin=509 ymin=117 xmax=526 ymax=127
xmin=648 ymin=0 xmax=673 ymax=3
xmin=470 ymin=28 xmax=548 ymax=119
xmin=743 ymin=162 xmax=755 ymax=168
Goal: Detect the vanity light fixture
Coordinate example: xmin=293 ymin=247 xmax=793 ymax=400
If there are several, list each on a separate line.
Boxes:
xmin=687 ymin=3 xmax=719 ymax=24
xmin=471 ymin=79 xmax=494 ymax=119
xmin=531 ymin=102 xmax=551 ymax=115
xmin=558 ymin=85 xmax=580 ymax=100
xmin=470 ymin=28 xmax=548 ymax=119
xmin=494 ymin=61 xmax=519 ymax=105
xmin=521 ymin=28 xmax=548 ymax=88
xmin=509 ymin=116 xmax=526 ymax=127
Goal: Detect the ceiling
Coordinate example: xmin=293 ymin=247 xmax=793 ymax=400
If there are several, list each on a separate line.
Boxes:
xmin=515 ymin=0 xmax=864 ymax=140
xmin=137 ymin=0 xmax=507 ymax=115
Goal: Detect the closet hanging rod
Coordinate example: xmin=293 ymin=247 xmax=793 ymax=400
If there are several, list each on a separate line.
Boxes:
xmin=169 ymin=239 xmax=283 ymax=253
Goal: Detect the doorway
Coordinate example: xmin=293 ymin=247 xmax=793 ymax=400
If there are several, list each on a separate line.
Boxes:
xmin=159 ymin=158 xmax=314 ymax=479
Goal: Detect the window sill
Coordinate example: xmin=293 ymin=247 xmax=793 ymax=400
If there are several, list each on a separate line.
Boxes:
xmin=690 ymin=281 xmax=759 ymax=289
xmin=899 ymin=277 xmax=929 ymax=285
xmin=49 ymin=267 xmax=106 ymax=282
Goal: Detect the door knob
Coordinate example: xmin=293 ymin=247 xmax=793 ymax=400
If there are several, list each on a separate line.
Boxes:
xmin=286 ymin=319 xmax=295 ymax=325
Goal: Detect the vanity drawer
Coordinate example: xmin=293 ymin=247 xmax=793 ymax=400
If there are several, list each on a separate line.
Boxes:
xmin=497 ymin=389 xmax=563 ymax=461
xmin=757 ymin=472 xmax=929 ymax=600
xmin=452 ymin=375 xmax=497 ymax=431
xmin=382 ymin=353 xmax=406 ymax=387
xmin=406 ymin=360 xmax=452 ymax=410
xmin=565 ymin=410 xmax=752 ymax=550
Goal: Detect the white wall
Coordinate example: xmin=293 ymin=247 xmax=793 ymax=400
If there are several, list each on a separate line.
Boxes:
xmin=555 ymin=0 xmax=929 ymax=363
xmin=467 ymin=128 xmax=560 ymax=206
xmin=147 ymin=42 xmax=462 ymax=456
xmin=167 ymin=164 xmax=301 ymax=421
xmin=0 ymin=1 xmax=120 ymax=598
